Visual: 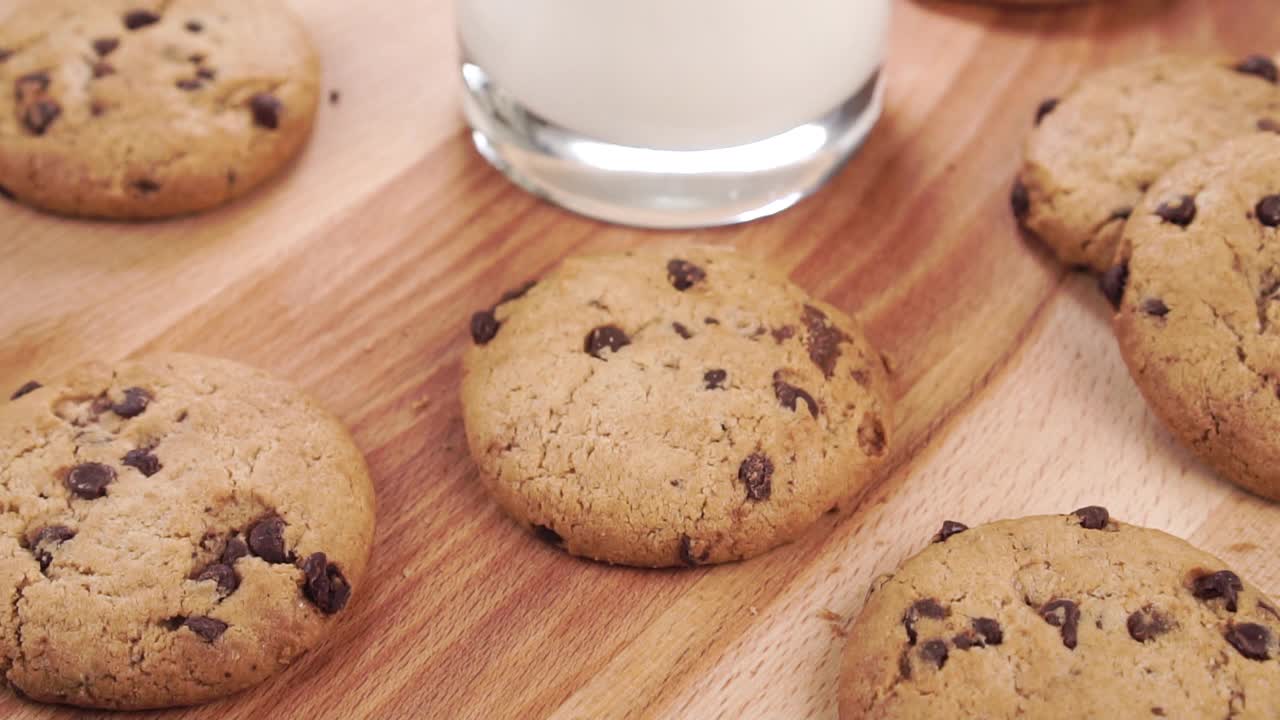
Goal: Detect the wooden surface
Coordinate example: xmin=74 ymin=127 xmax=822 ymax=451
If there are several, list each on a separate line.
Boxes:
xmin=1 ymin=0 xmax=1278 ymax=717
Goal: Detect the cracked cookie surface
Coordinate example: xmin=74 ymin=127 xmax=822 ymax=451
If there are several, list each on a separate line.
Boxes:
xmin=0 ymin=354 xmax=375 ymax=709
xmin=0 ymin=0 xmax=319 ymax=219
xmin=1016 ymin=54 xmax=1280 ymax=272
xmin=1112 ymin=133 xmax=1280 ymax=501
xmin=839 ymin=509 xmax=1280 ymax=719
xmin=461 ymin=246 xmax=893 ymax=568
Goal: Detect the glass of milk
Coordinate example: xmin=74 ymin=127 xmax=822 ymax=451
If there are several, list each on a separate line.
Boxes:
xmin=458 ymin=1 xmax=891 ymax=229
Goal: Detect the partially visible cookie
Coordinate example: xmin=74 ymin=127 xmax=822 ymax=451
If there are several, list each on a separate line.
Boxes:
xmin=1111 ymin=133 xmax=1280 ymax=501
xmin=1015 ymin=54 xmax=1280 ymax=272
xmin=0 ymin=354 xmax=376 ymax=709
xmin=0 ymin=0 xmax=320 ymax=219
xmin=461 ymin=246 xmax=893 ymax=568
xmin=840 ymin=509 xmax=1280 ymax=719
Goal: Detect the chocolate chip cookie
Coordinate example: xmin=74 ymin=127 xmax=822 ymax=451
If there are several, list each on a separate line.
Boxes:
xmin=1015 ymin=54 xmax=1280 ymax=272
xmin=840 ymin=508 xmax=1280 ymax=719
xmin=0 ymin=0 xmax=320 ymax=219
xmin=461 ymin=246 xmax=893 ymax=567
xmin=1109 ymin=133 xmax=1280 ymax=501
xmin=0 ymin=354 xmax=375 ymax=709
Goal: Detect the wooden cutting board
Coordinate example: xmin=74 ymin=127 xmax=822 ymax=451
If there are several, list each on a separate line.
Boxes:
xmin=1 ymin=0 xmax=1277 ymax=717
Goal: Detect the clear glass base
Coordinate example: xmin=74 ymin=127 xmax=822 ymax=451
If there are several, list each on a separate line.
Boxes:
xmin=460 ymin=60 xmax=885 ymax=230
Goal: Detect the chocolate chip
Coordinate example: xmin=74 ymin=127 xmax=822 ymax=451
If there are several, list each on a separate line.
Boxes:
xmin=470 ymin=310 xmax=499 ymax=345
xmin=1099 ymin=263 xmax=1129 ymax=309
xmin=498 ymin=280 xmax=536 ymax=305
xmin=196 ymin=67 xmax=217 ymax=81
xmin=739 ymin=453 xmax=774 ymax=501
xmin=93 ymin=38 xmax=120 ymax=56
xmin=302 ymin=552 xmax=351 ymax=614
xmin=185 ymin=19 xmax=203 ymax=32
xmin=704 ymin=317 xmax=719 ymax=325
xmin=16 ymin=71 xmax=49 ymax=97
xmin=679 ymin=534 xmax=710 ymax=566
xmin=1011 ymin=179 xmax=1030 ymax=221
xmin=584 ymin=325 xmax=630 ymax=359
xmin=952 ymin=632 xmax=979 ymax=650
xmin=1155 ymin=195 xmax=1196 ymax=226
xmin=90 ymin=100 xmax=108 ymax=117
xmin=771 ymin=326 xmax=796 ymax=344
xmin=30 ymin=525 xmax=75 ymax=571
xmin=1192 ymin=570 xmax=1243 ymax=612
xmin=1040 ymin=600 xmax=1081 ymax=649
xmin=1072 ymin=505 xmax=1109 ymax=530
xmin=123 ymin=10 xmax=161 ymax=30
xmin=188 ymin=53 xmax=206 ymax=64
xmin=1236 ymin=54 xmax=1279 ymax=84
xmin=1034 ymin=97 xmax=1059 ymax=125
xmin=973 ymin=617 xmax=1003 ymax=646
xmin=773 ymin=372 xmax=818 ymax=418
xmin=249 ymin=92 xmax=282 ymax=129
xmin=1225 ymin=623 xmax=1271 ymax=660
xmin=1141 ymin=298 xmax=1170 ymax=318
xmin=176 ymin=78 xmax=202 ymax=91
xmin=22 ymin=99 xmax=61 ymax=136
xmin=919 ymin=640 xmax=949 ymax=668
xmin=221 ymin=537 xmax=249 ymax=564
xmin=122 ymin=447 xmax=161 ymax=477
xmin=932 ymin=520 xmax=968 ymax=544
xmin=1256 ymin=195 xmax=1280 ymax=228
xmin=532 ymin=524 xmax=562 ymax=545
xmin=801 ymin=305 xmax=851 ymax=378
xmin=133 ymin=179 xmax=161 ymax=195
xmin=703 ymin=369 xmax=727 ymax=390
xmin=672 ymin=322 xmax=693 ymax=339
xmin=10 ymin=381 xmax=40 ymax=400
xmin=247 ymin=516 xmax=288 ymax=563
xmin=903 ymin=598 xmax=948 ymax=645
xmin=193 ymin=563 xmax=239 ymax=594
xmin=666 ymin=259 xmax=706 ymax=291
xmin=112 ymin=387 xmax=151 ymax=417
xmin=183 ymin=616 xmax=227 ymax=642
xmin=1127 ymin=606 xmax=1172 ymax=642
xmin=858 ymin=414 xmax=886 ymax=457
xmin=0 ymin=185 xmax=12 ymax=200
xmin=92 ymin=62 xmax=115 ymax=78
xmin=1260 ymin=118 xmax=1280 ymax=134
xmin=66 ymin=463 xmax=115 ymax=499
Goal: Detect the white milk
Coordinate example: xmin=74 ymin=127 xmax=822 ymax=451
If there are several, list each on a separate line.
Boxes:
xmin=458 ymin=0 xmax=892 ymax=150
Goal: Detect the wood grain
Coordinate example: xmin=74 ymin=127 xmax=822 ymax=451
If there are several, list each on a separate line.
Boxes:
xmin=1 ymin=0 xmax=1278 ymax=717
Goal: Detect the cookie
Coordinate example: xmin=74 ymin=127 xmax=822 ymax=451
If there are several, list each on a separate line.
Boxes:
xmin=1015 ymin=53 xmax=1280 ymax=272
xmin=461 ymin=246 xmax=893 ymax=568
xmin=839 ymin=508 xmax=1280 ymax=719
xmin=0 ymin=354 xmax=375 ymax=709
xmin=1110 ymin=133 xmax=1280 ymax=501
xmin=0 ymin=0 xmax=320 ymax=219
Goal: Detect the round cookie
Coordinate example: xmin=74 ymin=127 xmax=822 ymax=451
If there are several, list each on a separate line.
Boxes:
xmin=1014 ymin=53 xmax=1280 ymax=272
xmin=840 ymin=508 xmax=1280 ymax=719
xmin=0 ymin=354 xmax=375 ymax=709
xmin=461 ymin=246 xmax=893 ymax=568
xmin=1110 ymin=133 xmax=1280 ymax=501
xmin=0 ymin=0 xmax=320 ymax=219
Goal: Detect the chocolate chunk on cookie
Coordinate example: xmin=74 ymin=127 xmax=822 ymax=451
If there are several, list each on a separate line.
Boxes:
xmin=461 ymin=246 xmax=892 ymax=567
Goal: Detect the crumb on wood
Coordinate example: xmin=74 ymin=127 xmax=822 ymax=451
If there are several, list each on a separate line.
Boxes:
xmin=411 ymin=396 xmax=431 ymax=411
xmin=748 ymin=606 xmax=758 ymax=616
xmin=362 ymin=338 xmax=376 ymax=352
xmin=1227 ymin=542 xmax=1259 ymax=554
xmin=401 ymin=568 xmax=412 ymax=579
xmin=329 ymin=89 xmax=341 ymax=105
